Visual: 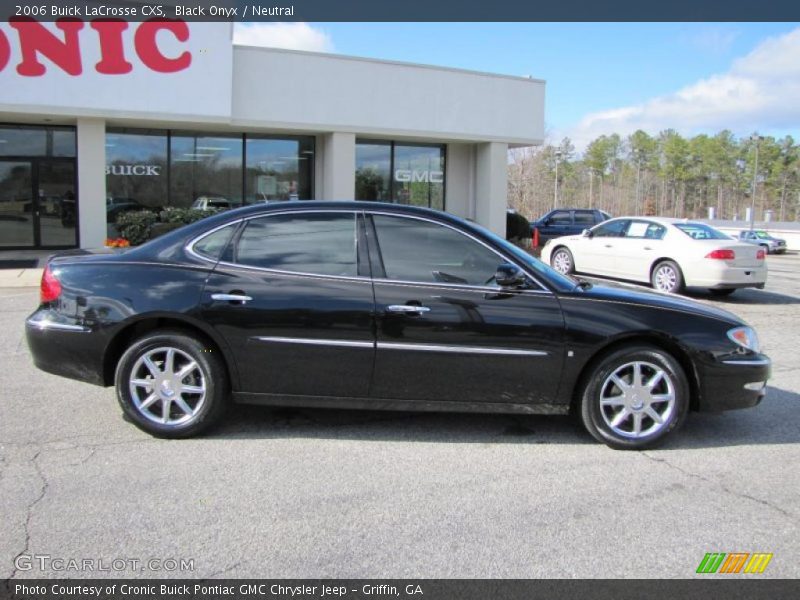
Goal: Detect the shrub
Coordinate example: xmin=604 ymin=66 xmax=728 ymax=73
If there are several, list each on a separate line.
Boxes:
xmin=159 ymin=207 xmax=217 ymax=225
xmin=115 ymin=210 xmax=157 ymax=246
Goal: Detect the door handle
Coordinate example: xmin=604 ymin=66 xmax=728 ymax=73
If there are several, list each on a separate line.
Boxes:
xmin=211 ymin=293 xmax=253 ymax=303
xmin=386 ymin=304 xmax=431 ymax=315
xmin=643 ymin=246 xmax=653 ymax=251
xmin=604 ymin=244 xmax=613 ymax=248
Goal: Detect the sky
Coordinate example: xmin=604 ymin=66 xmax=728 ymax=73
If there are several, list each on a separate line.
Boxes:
xmin=232 ymin=22 xmax=800 ymax=151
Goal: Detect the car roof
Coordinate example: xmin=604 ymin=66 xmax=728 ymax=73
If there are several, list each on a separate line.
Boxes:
xmin=603 ymin=216 xmax=710 ymax=227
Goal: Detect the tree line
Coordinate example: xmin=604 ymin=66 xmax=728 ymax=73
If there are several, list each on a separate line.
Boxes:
xmin=508 ymin=130 xmax=800 ymax=223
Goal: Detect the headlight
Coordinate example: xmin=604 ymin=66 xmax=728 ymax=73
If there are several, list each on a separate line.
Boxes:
xmin=727 ymin=326 xmax=760 ymax=353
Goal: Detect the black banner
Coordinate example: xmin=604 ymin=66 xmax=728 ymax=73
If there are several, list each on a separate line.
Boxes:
xmin=3 ymin=580 xmax=800 ymax=600
xmin=3 ymin=0 xmax=800 ymax=22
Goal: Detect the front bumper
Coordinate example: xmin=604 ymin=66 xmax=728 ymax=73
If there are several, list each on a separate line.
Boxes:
xmin=696 ymin=353 xmax=771 ymax=412
xmin=26 ymin=310 xmax=107 ymax=386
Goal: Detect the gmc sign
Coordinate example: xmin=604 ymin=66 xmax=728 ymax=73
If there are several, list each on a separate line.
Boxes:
xmin=0 ymin=17 xmax=192 ymax=76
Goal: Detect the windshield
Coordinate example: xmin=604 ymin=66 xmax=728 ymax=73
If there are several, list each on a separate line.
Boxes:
xmin=674 ymin=222 xmax=730 ymax=241
xmin=754 ymin=231 xmax=771 ymax=239
xmin=457 ymin=217 xmax=577 ymax=292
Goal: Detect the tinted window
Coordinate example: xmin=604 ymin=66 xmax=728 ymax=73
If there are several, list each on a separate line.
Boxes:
xmin=674 ymin=223 xmax=729 ymax=240
xmin=574 ymin=211 xmax=596 ymax=225
xmin=593 ymin=220 xmax=629 ymax=237
xmin=235 ymin=213 xmax=357 ymax=277
xmin=373 ymin=215 xmax=501 ymax=286
xmin=193 ymin=223 xmax=237 ymax=260
xmin=548 ymin=210 xmax=572 ymax=225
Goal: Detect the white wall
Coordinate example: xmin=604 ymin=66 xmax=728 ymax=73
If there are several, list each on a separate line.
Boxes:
xmin=76 ymin=118 xmax=106 ymax=248
xmin=475 ymin=142 xmax=508 ymax=237
xmin=445 ymin=143 xmax=475 ymax=220
xmin=232 ymin=46 xmax=544 ymax=145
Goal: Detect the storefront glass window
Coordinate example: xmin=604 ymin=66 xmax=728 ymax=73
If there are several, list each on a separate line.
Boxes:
xmin=245 ymin=136 xmax=314 ymax=202
xmin=392 ymin=144 xmax=445 ymax=210
xmin=170 ymin=134 xmax=243 ymax=209
xmin=0 ymin=126 xmax=75 ymax=158
xmin=105 ymin=130 xmax=168 ymax=230
xmin=355 ymin=141 xmax=445 ymax=209
xmin=355 ymin=143 xmax=391 ymax=201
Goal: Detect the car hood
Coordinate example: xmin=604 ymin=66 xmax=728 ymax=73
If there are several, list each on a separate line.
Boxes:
xmin=574 ymin=283 xmax=744 ymax=325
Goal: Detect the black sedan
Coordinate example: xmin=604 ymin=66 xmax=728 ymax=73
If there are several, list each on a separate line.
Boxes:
xmin=26 ymin=202 xmax=770 ymax=449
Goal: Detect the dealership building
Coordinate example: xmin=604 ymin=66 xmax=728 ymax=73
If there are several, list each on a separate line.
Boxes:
xmin=0 ymin=21 xmax=544 ymax=250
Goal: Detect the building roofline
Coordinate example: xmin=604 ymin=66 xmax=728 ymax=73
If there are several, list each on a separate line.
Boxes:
xmin=233 ymin=44 xmax=546 ymax=85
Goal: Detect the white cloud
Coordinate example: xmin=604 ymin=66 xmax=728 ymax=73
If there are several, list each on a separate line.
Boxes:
xmin=233 ymin=23 xmax=334 ymax=53
xmin=566 ymin=27 xmax=800 ymax=150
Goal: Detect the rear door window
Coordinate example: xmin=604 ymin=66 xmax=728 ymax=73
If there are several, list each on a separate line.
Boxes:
xmin=234 ymin=212 xmax=358 ymax=277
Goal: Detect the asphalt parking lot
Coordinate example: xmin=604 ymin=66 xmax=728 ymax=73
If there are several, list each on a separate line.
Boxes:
xmin=1 ymin=254 xmax=798 ymax=579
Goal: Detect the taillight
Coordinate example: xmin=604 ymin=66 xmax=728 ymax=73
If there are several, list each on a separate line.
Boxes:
xmin=40 ymin=265 xmax=62 ymax=303
xmin=756 ymin=249 xmax=766 ymax=260
xmin=705 ymin=249 xmax=735 ymax=260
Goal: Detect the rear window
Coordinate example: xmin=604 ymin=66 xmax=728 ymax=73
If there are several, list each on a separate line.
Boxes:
xmin=674 ymin=223 xmax=730 ymax=240
xmin=573 ymin=211 xmax=596 ymax=225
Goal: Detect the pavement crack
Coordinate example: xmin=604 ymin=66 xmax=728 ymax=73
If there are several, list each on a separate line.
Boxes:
xmin=203 ymin=561 xmax=243 ymax=579
xmin=9 ymin=451 xmax=49 ymax=580
xmin=641 ymin=451 xmax=797 ymax=522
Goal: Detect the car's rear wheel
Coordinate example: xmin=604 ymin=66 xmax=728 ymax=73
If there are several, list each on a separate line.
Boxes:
xmin=651 ymin=260 xmax=684 ymax=294
xmin=551 ymin=247 xmax=575 ymax=275
xmin=115 ymin=330 xmax=228 ymax=438
xmin=579 ymin=345 xmax=689 ymax=449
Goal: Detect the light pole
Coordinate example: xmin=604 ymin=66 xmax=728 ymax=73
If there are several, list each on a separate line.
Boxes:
xmin=750 ymin=134 xmax=763 ymax=231
xmin=553 ymin=149 xmax=562 ymax=209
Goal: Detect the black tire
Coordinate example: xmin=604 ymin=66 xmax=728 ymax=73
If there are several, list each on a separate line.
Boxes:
xmin=579 ymin=345 xmax=690 ymax=450
xmin=709 ymin=288 xmax=736 ymax=297
xmin=114 ymin=330 xmax=229 ymax=438
xmin=651 ymin=260 xmax=684 ymax=294
xmin=551 ymin=247 xmax=575 ymax=275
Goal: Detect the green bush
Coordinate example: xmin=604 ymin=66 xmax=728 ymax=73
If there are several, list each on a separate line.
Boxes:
xmin=115 ymin=210 xmax=157 ymax=246
xmin=160 ymin=207 xmax=217 ymax=224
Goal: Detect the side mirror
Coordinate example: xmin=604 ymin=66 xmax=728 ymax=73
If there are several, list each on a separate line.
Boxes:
xmin=582 ymin=228 xmax=593 ymax=238
xmin=495 ymin=263 xmax=526 ymax=288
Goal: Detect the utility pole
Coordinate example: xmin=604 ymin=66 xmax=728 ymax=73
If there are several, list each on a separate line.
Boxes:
xmin=553 ymin=150 xmax=562 ymax=209
xmin=750 ymin=133 xmax=763 ymax=231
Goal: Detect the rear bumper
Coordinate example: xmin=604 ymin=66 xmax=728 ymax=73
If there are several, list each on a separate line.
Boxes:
xmin=26 ymin=310 xmax=107 ymax=386
xmin=696 ymin=354 xmax=770 ymax=412
xmin=684 ymin=263 xmax=768 ymax=289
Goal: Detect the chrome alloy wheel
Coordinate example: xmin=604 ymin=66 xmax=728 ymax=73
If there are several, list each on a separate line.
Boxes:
xmin=653 ymin=264 xmax=678 ymax=292
xmin=128 ymin=347 xmax=206 ymax=426
xmin=598 ymin=361 xmax=676 ymax=439
xmin=552 ymin=250 xmax=572 ymax=274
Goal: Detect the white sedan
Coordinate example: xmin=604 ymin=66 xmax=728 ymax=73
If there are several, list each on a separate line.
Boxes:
xmin=540 ymin=217 xmax=767 ymax=296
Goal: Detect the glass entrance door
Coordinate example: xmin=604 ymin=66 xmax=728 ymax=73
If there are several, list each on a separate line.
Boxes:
xmin=0 ymin=159 xmax=77 ymax=249
xmin=38 ymin=160 xmax=77 ymax=247
xmin=0 ymin=161 xmax=34 ymax=247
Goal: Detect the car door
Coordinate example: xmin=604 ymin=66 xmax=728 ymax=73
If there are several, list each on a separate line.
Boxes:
xmin=199 ymin=210 xmax=376 ymax=398
xmin=614 ymin=220 xmax=667 ymax=282
xmin=571 ymin=219 xmax=630 ymax=277
xmin=366 ymin=212 xmax=565 ymax=405
xmin=537 ymin=209 xmax=573 ymax=242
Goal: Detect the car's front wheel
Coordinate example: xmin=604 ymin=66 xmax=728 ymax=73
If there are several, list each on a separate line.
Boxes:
xmin=579 ymin=345 xmax=689 ymax=449
xmin=115 ymin=330 xmax=229 ymax=438
xmin=551 ymin=247 xmax=575 ymax=275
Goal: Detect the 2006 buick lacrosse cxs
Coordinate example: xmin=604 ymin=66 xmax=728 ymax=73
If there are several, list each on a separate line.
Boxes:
xmin=26 ymin=202 xmax=770 ymax=449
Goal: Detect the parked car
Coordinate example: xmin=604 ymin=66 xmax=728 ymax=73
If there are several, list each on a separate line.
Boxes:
xmin=26 ymin=202 xmax=769 ymax=449
xmin=737 ymin=229 xmax=787 ymax=254
xmin=531 ymin=208 xmax=611 ymax=244
xmin=191 ymin=196 xmax=238 ymax=211
xmin=541 ymin=217 xmax=767 ymax=296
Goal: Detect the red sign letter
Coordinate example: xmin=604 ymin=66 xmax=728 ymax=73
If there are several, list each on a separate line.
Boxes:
xmin=0 ymin=28 xmax=9 ymax=72
xmin=91 ymin=20 xmax=132 ymax=75
xmin=10 ymin=17 xmax=84 ymax=76
xmin=134 ymin=19 xmax=191 ymax=73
